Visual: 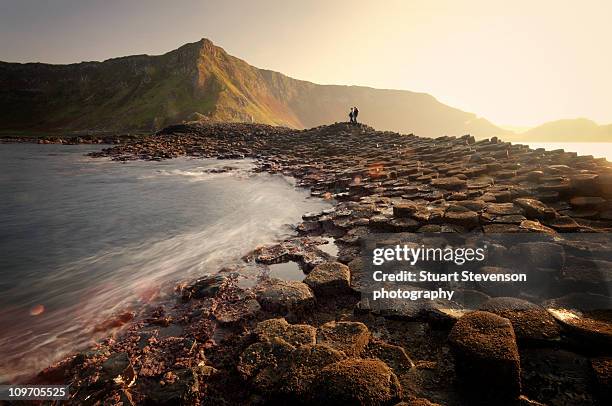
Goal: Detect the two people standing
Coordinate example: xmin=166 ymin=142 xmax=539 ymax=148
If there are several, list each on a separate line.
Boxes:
xmin=349 ymin=106 xmax=359 ymax=124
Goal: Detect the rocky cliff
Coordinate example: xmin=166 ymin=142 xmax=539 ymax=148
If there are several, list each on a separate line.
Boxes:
xmin=0 ymin=39 xmax=507 ymax=137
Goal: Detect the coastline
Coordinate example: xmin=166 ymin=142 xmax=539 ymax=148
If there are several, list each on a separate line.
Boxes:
xmin=11 ymin=122 xmax=612 ymax=404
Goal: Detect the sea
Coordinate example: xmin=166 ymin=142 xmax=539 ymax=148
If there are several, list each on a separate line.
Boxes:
xmin=522 ymin=142 xmax=612 ymax=161
xmin=0 ymin=144 xmax=331 ymax=383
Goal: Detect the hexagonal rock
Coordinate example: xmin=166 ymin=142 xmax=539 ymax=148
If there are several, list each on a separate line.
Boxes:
xmin=478 ymin=297 xmax=560 ymax=343
xmin=561 ymin=256 xmax=612 ymax=288
xmin=313 ymin=358 xmax=402 ymax=406
xmin=147 ymin=367 xmax=202 ymax=405
xmin=569 ymin=196 xmax=606 ymax=208
xmin=443 ymin=210 xmax=480 ymax=228
xmin=304 ymin=262 xmax=351 ymax=296
xmin=101 ymin=352 xmax=136 ymax=386
xmin=474 ymin=267 xmax=521 ymax=297
xmin=364 ymin=341 xmax=415 ymax=375
xmin=316 ymin=321 xmax=371 ymax=356
xmin=389 ymin=217 xmax=421 ymax=232
xmin=518 ymin=220 xmax=557 ymax=235
xmin=431 ymin=177 xmax=467 ymax=190
xmin=182 ymin=274 xmax=226 ymax=301
xmin=237 ymin=337 xmax=295 ymax=393
xmin=544 ymin=293 xmax=612 ymax=350
xmin=278 ymin=344 xmax=347 ymax=398
xmin=393 ymin=202 xmax=418 ymax=218
xmin=509 ymin=241 xmax=565 ymax=270
xmin=485 ymin=203 xmax=524 ymax=216
xmin=213 ymin=296 xmax=261 ymax=326
xmin=543 ymin=215 xmax=581 ymax=232
xmin=255 ymin=279 xmax=315 ymax=316
xmin=514 ymin=198 xmax=556 ymax=220
xmin=448 ymin=311 xmax=521 ymax=401
xmin=570 ymin=173 xmax=599 ymax=193
xmin=254 ymin=318 xmax=316 ymax=347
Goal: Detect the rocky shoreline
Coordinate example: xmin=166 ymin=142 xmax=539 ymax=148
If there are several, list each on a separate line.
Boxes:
xmin=31 ymin=122 xmax=612 ymax=405
xmin=0 ymin=134 xmax=142 ymax=145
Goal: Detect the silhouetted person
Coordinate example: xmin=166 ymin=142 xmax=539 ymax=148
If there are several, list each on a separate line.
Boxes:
xmin=353 ymin=106 xmax=359 ymax=123
xmin=349 ymin=107 xmax=354 ymax=123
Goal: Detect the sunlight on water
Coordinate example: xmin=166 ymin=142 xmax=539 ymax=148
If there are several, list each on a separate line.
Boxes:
xmin=524 ymin=142 xmax=612 ymax=161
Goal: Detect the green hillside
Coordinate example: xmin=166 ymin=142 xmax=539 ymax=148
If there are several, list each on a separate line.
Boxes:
xmin=0 ymin=38 xmax=507 ymax=138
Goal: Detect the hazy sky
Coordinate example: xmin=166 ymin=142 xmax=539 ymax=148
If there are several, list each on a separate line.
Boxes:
xmin=1 ymin=0 xmax=610 ymax=127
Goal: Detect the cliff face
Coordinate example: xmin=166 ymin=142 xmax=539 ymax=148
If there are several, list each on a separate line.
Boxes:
xmin=0 ymin=38 xmax=506 ymax=137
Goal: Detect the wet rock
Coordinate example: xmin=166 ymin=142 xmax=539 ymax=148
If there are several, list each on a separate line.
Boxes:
xmin=105 ymin=388 xmax=135 ymax=405
xmin=514 ymin=198 xmax=557 ymax=220
xmin=314 ymin=358 xmax=402 ymax=406
xmin=479 ymin=297 xmax=560 ymax=343
xmin=252 ymin=243 xmax=291 ymax=264
xmin=254 ymin=318 xmax=316 ymax=347
xmin=304 ymin=262 xmax=351 ymax=296
xmin=182 ymin=274 xmax=226 ymax=300
xmin=316 ymin=321 xmax=371 ymax=356
xmin=213 ymin=294 xmax=261 ymax=326
xmin=148 ymin=367 xmax=203 ymax=405
xmin=255 ymin=278 xmax=315 ymax=316
xmin=101 ymin=352 xmax=136 ymax=386
xmin=448 ymin=311 xmax=521 ymax=401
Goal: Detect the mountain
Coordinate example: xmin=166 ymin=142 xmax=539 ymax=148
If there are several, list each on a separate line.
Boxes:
xmin=0 ymin=38 xmax=507 ymax=137
xmin=510 ymin=118 xmax=612 ymax=142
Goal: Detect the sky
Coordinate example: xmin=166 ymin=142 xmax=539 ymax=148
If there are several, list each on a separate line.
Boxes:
xmin=1 ymin=0 xmax=610 ymax=128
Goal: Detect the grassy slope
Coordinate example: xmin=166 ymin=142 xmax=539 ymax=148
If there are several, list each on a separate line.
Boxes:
xmin=0 ymin=39 xmax=507 ymax=138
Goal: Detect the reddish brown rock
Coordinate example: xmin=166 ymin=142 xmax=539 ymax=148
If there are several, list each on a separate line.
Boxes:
xmin=314 ymin=358 xmax=402 ymax=406
xmin=448 ymin=311 xmax=521 ymax=401
xmin=304 ymin=262 xmax=351 ymax=296
xmin=514 ymin=198 xmax=557 ymax=220
xmin=316 ymin=321 xmax=371 ymax=357
xmin=254 ymin=318 xmax=316 ymax=347
xmin=479 ymin=297 xmax=561 ymax=343
xmin=443 ymin=210 xmax=480 ymax=228
xmin=431 ymin=177 xmax=467 ymax=190
xmin=393 ymin=202 xmax=418 ymax=218
xmin=255 ymin=278 xmax=315 ymax=316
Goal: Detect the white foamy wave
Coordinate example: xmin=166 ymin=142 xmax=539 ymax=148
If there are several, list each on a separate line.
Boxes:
xmin=0 ymin=161 xmax=330 ymax=382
